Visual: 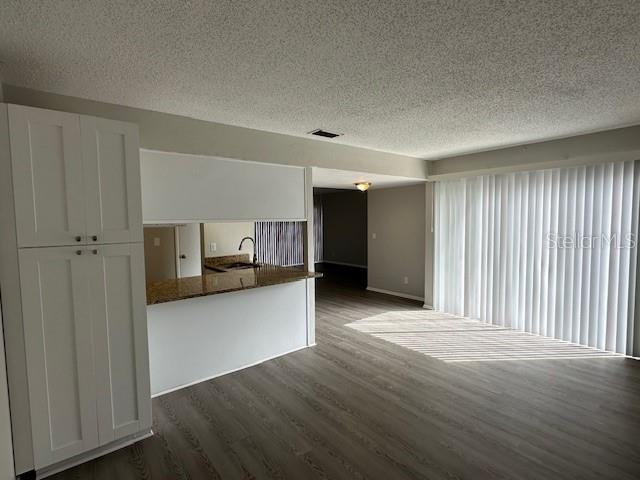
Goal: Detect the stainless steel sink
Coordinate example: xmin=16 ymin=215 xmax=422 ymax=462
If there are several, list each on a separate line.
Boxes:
xmin=208 ymin=262 xmax=260 ymax=272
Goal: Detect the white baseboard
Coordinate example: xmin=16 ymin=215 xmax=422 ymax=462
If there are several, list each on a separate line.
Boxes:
xmin=366 ymin=286 xmax=424 ymax=302
xmin=38 ymin=429 xmax=153 ymax=479
xmin=423 ymin=304 xmax=433 ymax=310
xmin=152 ymin=344 xmax=311 ymax=398
xmin=320 ymin=260 xmax=367 ymax=269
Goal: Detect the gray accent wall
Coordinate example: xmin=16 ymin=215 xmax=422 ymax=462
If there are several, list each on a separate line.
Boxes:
xmin=319 ymin=190 xmax=367 ymax=267
xmin=367 ymin=184 xmax=433 ymax=303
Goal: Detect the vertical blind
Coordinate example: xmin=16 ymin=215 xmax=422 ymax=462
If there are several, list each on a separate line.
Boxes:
xmin=314 ymin=198 xmax=324 ymax=263
xmin=255 ymin=221 xmax=305 ymax=266
xmin=434 ymin=160 xmax=640 ymax=355
xmin=254 ymin=198 xmax=324 ymax=267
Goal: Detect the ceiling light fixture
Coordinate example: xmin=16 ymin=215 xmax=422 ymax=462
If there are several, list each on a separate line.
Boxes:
xmin=354 ymin=182 xmax=371 ymax=192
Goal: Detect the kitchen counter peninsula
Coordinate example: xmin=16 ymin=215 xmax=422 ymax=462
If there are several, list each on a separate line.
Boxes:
xmin=146 ymin=264 xmax=321 ymax=304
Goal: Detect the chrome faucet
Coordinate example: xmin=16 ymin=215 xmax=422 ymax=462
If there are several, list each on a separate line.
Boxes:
xmin=239 ymin=236 xmax=258 ymax=264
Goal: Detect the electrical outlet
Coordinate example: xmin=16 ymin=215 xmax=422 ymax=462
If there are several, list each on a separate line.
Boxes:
xmin=403 ymin=276 xmax=409 ymax=285
xmin=153 ymin=237 xmax=160 ymax=247
xmin=372 ymin=232 xmax=377 ymax=239
xmin=209 ymin=242 xmax=217 ymax=253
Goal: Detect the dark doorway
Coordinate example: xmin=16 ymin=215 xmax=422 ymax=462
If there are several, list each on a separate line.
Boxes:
xmin=313 ymin=188 xmax=367 ymax=288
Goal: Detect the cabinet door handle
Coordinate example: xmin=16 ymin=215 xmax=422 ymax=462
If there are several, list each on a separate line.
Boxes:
xmin=75 ymin=236 xmax=82 ymax=242
xmin=76 ymin=250 xmax=83 ymax=255
xmin=91 ymin=235 xmax=98 ymax=241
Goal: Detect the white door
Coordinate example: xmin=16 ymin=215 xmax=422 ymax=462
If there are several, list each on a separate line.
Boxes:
xmin=81 ymin=116 xmax=143 ymax=245
xmin=176 ymin=223 xmax=202 ymax=277
xmin=89 ymin=243 xmax=151 ymax=444
xmin=18 ymin=247 xmax=99 ymax=468
xmin=9 ymin=105 xmax=86 ymax=248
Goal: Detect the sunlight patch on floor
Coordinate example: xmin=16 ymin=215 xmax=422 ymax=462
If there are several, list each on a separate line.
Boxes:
xmin=346 ymin=311 xmax=623 ymax=362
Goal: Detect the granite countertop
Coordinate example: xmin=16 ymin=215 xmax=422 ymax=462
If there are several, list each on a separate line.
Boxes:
xmin=203 ymin=254 xmax=250 ymax=269
xmin=146 ymin=264 xmax=322 ymax=305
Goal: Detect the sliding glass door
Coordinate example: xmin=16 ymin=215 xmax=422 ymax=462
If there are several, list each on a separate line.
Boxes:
xmin=434 ymin=160 xmax=639 ymax=355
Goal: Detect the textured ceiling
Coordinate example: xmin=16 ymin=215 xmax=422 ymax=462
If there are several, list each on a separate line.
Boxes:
xmin=1 ymin=1 xmax=639 ymax=159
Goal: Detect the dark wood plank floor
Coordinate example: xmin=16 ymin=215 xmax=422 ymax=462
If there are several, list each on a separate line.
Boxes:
xmin=53 ymin=278 xmax=640 ymax=480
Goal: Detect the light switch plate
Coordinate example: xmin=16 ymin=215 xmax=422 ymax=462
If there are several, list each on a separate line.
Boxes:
xmin=153 ymin=237 xmax=160 ymax=247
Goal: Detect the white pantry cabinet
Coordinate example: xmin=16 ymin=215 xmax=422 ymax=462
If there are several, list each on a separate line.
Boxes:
xmin=8 ymin=106 xmax=86 ymax=248
xmin=0 ymin=104 xmax=151 ymax=475
xmin=18 ymin=245 xmax=151 ymax=469
xmin=81 ymin=116 xmax=143 ymax=245
xmin=8 ymin=104 xmax=143 ymax=248
xmin=89 ymin=243 xmax=151 ymax=445
xmin=18 ymin=247 xmax=99 ymax=468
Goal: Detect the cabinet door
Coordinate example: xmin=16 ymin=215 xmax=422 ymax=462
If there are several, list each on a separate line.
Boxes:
xmin=89 ymin=243 xmax=151 ymax=444
xmin=18 ymin=247 xmax=98 ymax=468
xmin=9 ymin=105 xmax=86 ymax=247
xmin=81 ymin=116 xmax=143 ymax=245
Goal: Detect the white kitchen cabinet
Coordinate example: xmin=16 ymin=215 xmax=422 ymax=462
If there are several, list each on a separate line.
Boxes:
xmin=0 ymin=104 xmax=151 ymax=475
xmin=8 ymin=105 xmax=143 ymax=248
xmin=18 ymin=247 xmax=99 ymax=469
xmin=82 ymin=116 xmax=143 ymax=245
xmin=17 ymin=244 xmax=151 ymax=470
xmin=89 ymin=243 xmax=151 ymax=444
xmin=8 ymin=105 xmax=86 ymax=248
xmin=19 ymin=244 xmax=151 ymax=468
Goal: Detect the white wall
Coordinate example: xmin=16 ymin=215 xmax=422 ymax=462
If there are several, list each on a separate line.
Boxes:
xmin=141 ymin=150 xmax=306 ymax=222
xmin=367 ymin=184 xmax=433 ymax=303
xmin=2 ymin=85 xmax=428 ymax=179
xmin=428 ymin=125 xmax=640 ymax=179
xmin=0 ymin=305 xmax=15 ymax=480
xmin=203 ymin=222 xmax=254 ymax=258
xmin=425 ymin=183 xmax=434 ymax=307
xmin=0 ymin=100 xmax=16 ymax=479
xmin=147 ymin=281 xmax=308 ymax=395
